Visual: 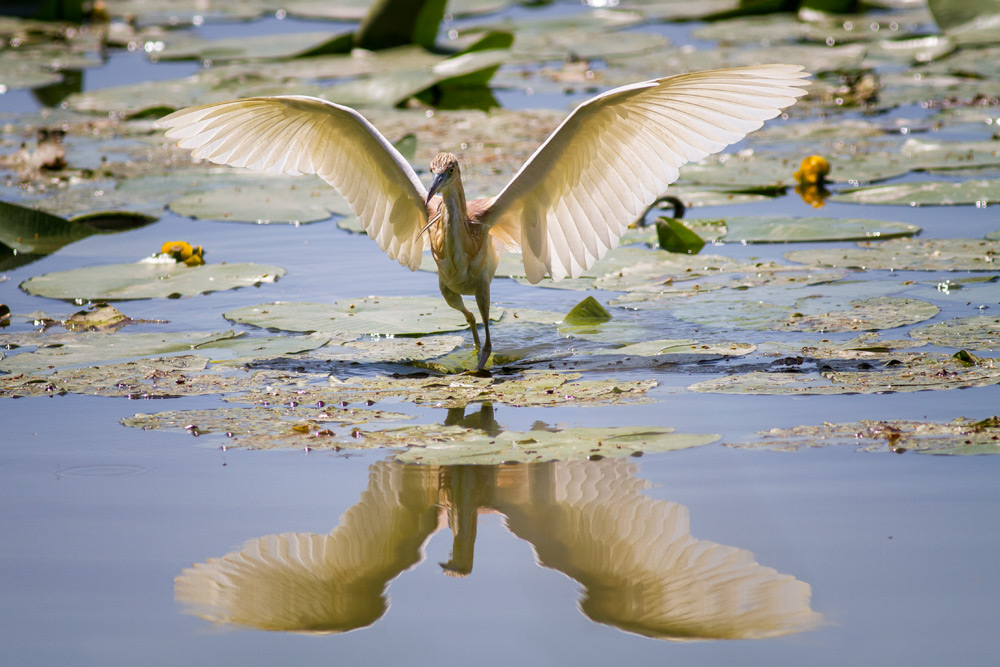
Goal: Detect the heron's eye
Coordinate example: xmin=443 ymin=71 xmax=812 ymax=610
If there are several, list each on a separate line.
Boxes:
xmin=448 ymin=167 xmax=455 ymax=174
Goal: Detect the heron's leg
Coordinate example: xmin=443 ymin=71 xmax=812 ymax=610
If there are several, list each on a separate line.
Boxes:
xmin=439 ymin=280 xmax=481 ymax=351
xmin=474 ymin=286 xmax=492 ymax=370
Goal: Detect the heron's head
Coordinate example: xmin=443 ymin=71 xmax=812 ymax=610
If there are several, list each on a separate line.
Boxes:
xmin=426 ymin=152 xmax=460 ymax=204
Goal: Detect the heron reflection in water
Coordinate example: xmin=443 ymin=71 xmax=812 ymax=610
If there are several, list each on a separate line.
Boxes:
xmin=158 ymin=66 xmax=809 ymax=369
xmin=176 ymin=429 xmax=822 ymax=640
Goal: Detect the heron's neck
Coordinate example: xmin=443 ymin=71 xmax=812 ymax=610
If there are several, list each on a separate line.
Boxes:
xmin=439 ymin=180 xmax=468 ymax=230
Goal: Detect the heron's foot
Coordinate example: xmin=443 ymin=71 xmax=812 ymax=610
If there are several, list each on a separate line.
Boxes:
xmin=475 ymin=341 xmax=492 ymax=371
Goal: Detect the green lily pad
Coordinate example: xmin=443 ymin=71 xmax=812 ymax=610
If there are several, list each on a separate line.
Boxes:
xmin=655 ymin=218 xmax=706 ymax=254
xmin=676 ymin=293 xmax=939 ymax=333
xmin=830 ymin=179 xmax=1000 ymax=206
xmin=0 ymin=330 xmax=239 ymax=374
xmin=226 ymin=370 xmax=657 ymax=410
xmin=0 ymin=200 xmax=95 ymax=254
xmin=608 ymin=339 xmax=757 ymax=359
xmin=122 ymin=404 xmax=414 ymax=449
xmin=564 ymin=296 xmax=612 ymax=325
xmin=666 ymin=188 xmax=775 ymax=208
xmin=156 ymin=30 xmax=352 ymax=62
xmin=928 ymin=0 xmax=1000 ymax=44
xmin=987 ymin=230 xmax=1000 ymax=241
xmin=594 ymin=257 xmax=820 ymax=294
xmin=786 ymin=238 xmax=1000 ymax=272
xmin=168 ymin=179 xmax=351 ymax=224
xmin=910 ymin=316 xmax=1000 ymax=351
xmin=689 ymin=352 xmax=1000 ymax=395
xmin=625 ymin=216 xmax=920 ymax=245
xmin=0 ymin=200 xmax=157 ymax=255
xmin=899 ymin=138 xmax=1000 ymax=171
xmin=754 ymin=333 xmax=925 ymax=360
xmin=21 ymin=260 xmax=285 ymax=301
xmin=309 ymin=335 xmax=466 ymax=364
xmin=729 ymin=416 xmax=1000 ymax=455
xmin=224 ymin=297 xmax=501 ymax=338
xmin=393 ymin=426 xmax=719 ymax=465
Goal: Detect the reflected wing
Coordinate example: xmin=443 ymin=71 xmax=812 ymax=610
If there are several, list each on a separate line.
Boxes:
xmin=499 ymin=460 xmax=822 ymax=640
xmin=157 ymin=96 xmax=430 ymax=270
xmin=174 ymin=461 xmax=442 ymax=634
xmin=485 ymin=65 xmax=810 ymax=282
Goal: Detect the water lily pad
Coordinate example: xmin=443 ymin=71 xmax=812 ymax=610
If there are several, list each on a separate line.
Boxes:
xmin=594 ymin=257 xmax=818 ymax=294
xmin=224 ymin=297 xmax=500 ymax=338
xmin=830 ymin=179 xmax=1000 ymax=206
xmin=227 ymin=370 xmax=657 ymax=410
xmin=393 ymin=426 xmax=719 ymax=465
xmin=666 ymin=188 xmax=775 ymax=208
xmin=564 ymin=296 xmax=612 ymax=324
xmin=786 ymin=238 xmax=1000 ymax=272
xmin=676 ymin=293 xmax=938 ymax=333
xmin=626 ymin=216 xmax=920 ymax=245
xmin=910 ymin=316 xmax=1000 ymax=351
xmin=20 ymin=260 xmax=285 ymax=301
xmin=0 ymin=200 xmax=95 ymax=254
xmin=607 ymin=339 xmax=757 ymax=359
xmin=719 ymin=216 xmax=919 ymax=243
xmin=729 ymin=416 xmax=1000 ymax=455
xmin=169 ymin=180 xmax=351 ymax=224
xmin=899 ymin=138 xmax=1000 ymax=171
xmin=754 ymin=333 xmax=925 ymax=360
xmin=123 ymin=404 xmax=413 ymax=449
xmin=0 ymin=200 xmax=157 ymax=255
xmin=309 ymin=335 xmax=466 ymax=363
xmin=0 ymin=330 xmax=240 ymax=374
xmin=689 ymin=352 xmax=1000 ymax=395
xmin=156 ymin=31 xmax=352 ymax=62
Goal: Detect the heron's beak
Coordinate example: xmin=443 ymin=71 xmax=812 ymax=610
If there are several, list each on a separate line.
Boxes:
xmin=425 ymin=172 xmax=446 ymax=205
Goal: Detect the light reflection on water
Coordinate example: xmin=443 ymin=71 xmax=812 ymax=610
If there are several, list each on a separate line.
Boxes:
xmin=176 ymin=455 xmax=821 ymax=640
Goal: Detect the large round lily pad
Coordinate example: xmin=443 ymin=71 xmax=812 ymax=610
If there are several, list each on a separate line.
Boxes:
xmin=20 ymin=260 xmax=285 ymax=300
xmin=910 ymin=316 xmax=1000 ymax=351
xmin=224 ymin=297 xmax=501 ymax=338
xmin=830 ymin=180 xmax=1000 ymax=206
xmin=786 ymin=238 xmax=1000 ymax=272
xmin=169 ymin=181 xmax=351 ymax=224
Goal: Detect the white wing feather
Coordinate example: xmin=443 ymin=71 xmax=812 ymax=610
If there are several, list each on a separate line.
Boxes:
xmin=485 ymin=65 xmax=811 ymax=283
xmin=157 ymin=96 xmax=430 ymax=270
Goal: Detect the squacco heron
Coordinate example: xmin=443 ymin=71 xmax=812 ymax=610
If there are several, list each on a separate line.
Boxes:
xmin=158 ymin=65 xmax=809 ymax=369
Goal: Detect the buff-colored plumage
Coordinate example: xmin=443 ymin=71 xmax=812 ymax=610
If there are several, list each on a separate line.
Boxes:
xmin=157 ymin=65 xmax=810 ymax=369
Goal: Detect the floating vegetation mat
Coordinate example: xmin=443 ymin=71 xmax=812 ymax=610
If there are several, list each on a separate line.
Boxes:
xmin=728 ymin=416 xmax=1000 ymax=456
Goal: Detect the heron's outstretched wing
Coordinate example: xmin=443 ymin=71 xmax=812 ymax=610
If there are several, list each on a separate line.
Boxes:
xmin=157 ymin=96 xmax=429 ymax=270
xmin=484 ymin=65 xmax=810 ymax=283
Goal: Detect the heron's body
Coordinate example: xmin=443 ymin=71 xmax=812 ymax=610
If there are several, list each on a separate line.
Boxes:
xmin=158 ymin=65 xmax=810 ymax=370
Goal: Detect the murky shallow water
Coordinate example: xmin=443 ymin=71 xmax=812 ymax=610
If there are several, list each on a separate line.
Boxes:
xmin=2 ymin=2 xmax=1000 ymax=664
